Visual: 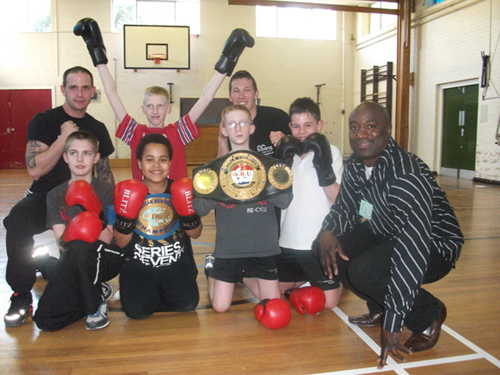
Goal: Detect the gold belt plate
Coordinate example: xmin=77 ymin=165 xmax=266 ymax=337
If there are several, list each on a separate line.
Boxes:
xmin=220 ymin=152 xmax=266 ymax=201
xmin=193 ymin=168 xmax=218 ymax=195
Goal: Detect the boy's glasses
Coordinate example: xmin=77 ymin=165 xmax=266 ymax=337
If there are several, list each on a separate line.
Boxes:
xmin=225 ymin=121 xmax=252 ymax=129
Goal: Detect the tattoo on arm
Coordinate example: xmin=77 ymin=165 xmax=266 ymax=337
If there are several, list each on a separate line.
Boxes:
xmin=26 ymin=140 xmax=42 ymax=170
xmin=96 ymin=157 xmax=115 ymax=185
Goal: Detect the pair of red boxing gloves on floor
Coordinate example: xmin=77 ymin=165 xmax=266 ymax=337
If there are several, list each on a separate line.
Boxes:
xmin=61 ymin=178 xmax=198 ymax=244
xmin=254 ymin=286 xmax=326 ymax=330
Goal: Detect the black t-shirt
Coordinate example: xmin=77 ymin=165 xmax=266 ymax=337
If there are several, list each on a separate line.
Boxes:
xmin=123 ymin=180 xmax=192 ymax=268
xmin=26 ymin=106 xmax=114 ymax=194
xmin=249 ymin=105 xmax=290 ymax=155
xmin=46 ymin=177 xmax=114 ymax=229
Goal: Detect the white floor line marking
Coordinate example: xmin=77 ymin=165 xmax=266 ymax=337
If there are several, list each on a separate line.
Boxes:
xmin=309 ymin=307 xmax=500 ymax=375
xmin=442 ymin=325 xmax=500 ymax=368
xmin=332 ymin=307 xmax=410 ymax=375
xmin=310 ymin=354 xmax=483 ymax=375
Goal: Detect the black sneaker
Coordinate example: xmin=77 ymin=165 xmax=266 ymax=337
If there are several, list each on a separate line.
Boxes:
xmin=4 ymin=292 xmax=33 ymax=327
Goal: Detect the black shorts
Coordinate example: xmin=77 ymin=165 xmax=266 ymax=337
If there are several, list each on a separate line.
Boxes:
xmin=212 ymin=255 xmax=279 ymax=283
xmin=276 ymin=248 xmax=339 ymax=290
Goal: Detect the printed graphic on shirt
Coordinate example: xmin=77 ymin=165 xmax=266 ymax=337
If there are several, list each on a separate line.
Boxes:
xmin=256 ymin=144 xmax=274 ymax=155
xmin=133 ymin=239 xmax=184 ymax=267
xmin=246 ymin=206 xmax=268 ymax=213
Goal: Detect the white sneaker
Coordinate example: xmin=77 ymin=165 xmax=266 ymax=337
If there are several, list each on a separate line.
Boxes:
xmin=204 ymin=254 xmax=215 ymax=278
xmin=86 ymin=301 xmax=109 ymax=331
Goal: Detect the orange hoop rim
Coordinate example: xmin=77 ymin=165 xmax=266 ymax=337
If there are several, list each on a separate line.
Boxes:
xmin=148 ymin=53 xmax=167 ymax=64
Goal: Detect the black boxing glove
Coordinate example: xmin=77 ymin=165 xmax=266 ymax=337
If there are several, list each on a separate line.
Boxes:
xmin=215 ymin=29 xmax=255 ymax=76
xmin=74 ymin=18 xmax=108 ymax=66
xmin=275 ymin=135 xmax=302 ymax=166
xmin=302 ymin=133 xmax=336 ymax=187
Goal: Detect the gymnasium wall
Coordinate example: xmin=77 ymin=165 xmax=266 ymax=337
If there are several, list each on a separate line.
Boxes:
xmin=0 ymin=0 xmax=498 ymax=182
xmin=0 ymin=0 xmax=356 ymax=161
xmin=354 ymin=0 xmax=500 ymax=181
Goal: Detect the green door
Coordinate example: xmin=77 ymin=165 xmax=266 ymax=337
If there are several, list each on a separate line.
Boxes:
xmin=441 ymin=85 xmax=478 ymax=171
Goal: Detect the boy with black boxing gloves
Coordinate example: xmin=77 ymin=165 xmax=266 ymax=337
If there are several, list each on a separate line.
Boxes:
xmin=275 ymin=97 xmax=344 ymax=314
xmin=33 ymin=131 xmax=122 ymax=331
xmin=74 ymin=18 xmax=254 ymax=181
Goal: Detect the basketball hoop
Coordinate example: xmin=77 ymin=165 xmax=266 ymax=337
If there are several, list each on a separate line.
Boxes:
xmin=148 ymin=53 xmax=167 ymax=65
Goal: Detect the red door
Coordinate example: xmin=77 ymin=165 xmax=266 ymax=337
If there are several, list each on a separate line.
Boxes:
xmin=0 ymin=89 xmax=52 ymax=169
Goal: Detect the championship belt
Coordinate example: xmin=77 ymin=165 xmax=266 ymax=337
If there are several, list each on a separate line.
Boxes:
xmin=192 ymin=150 xmax=293 ymax=204
xmin=134 ymin=193 xmax=180 ymax=240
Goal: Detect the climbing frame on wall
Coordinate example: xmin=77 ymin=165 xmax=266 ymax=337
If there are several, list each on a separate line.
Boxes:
xmin=361 ymin=62 xmax=394 ymax=122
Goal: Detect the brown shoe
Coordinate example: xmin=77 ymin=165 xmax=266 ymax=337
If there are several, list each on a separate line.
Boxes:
xmin=348 ymin=312 xmax=383 ymax=327
xmin=404 ymin=299 xmax=447 ymax=352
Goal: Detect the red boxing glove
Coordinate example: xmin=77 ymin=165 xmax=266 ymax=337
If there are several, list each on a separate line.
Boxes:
xmin=114 ymin=179 xmax=148 ymax=234
xmin=254 ymin=298 xmax=291 ymax=329
xmin=62 ymin=211 xmax=102 ymax=244
xmin=289 ymin=286 xmax=326 ymax=315
xmin=65 ymin=180 xmax=107 ymax=228
xmin=171 ymin=178 xmax=201 ymax=231
xmin=66 ymin=180 xmax=102 ymax=213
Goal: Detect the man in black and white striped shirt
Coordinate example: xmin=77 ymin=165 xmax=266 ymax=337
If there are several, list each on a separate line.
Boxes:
xmin=316 ymin=101 xmax=463 ymax=369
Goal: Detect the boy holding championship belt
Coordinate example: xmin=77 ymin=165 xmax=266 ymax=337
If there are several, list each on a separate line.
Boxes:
xmin=193 ymin=105 xmax=293 ymax=329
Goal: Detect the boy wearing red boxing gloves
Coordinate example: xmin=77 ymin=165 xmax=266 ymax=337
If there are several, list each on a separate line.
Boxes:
xmin=33 ymin=131 xmax=122 ymax=331
xmin=111 ymin=134 xmax=202 ymax=319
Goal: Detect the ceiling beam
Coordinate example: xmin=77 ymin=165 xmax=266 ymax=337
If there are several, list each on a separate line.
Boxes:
xmin=228 ymin=0 xmax=399 ymax=15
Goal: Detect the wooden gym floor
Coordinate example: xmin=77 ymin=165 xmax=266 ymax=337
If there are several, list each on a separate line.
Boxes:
xmin=0 ymin=167 xmax=499 ymax=374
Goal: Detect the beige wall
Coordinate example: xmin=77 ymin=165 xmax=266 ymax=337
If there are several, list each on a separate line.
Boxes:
xmin=1 ymin=0 xmax=499 ymax=181
xmin=354 ymin=0 xmax=500 ymax=181
xmin=0 ymin=0 xmax=355 ymax=160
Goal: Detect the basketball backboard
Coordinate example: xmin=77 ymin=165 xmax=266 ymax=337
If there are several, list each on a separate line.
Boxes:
xmin=123 ymin=25 xmax=190 ymax=70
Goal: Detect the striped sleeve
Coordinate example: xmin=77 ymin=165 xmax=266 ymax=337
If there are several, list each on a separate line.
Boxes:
xmin=175 ymin=114 xmax=200 ymax=146
xmin=115 ymin=114 xmax=139 ymax=146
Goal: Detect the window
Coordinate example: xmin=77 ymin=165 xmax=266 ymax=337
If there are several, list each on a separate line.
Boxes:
xmin=369 ymin=2 xmax=398 ymax=34
xmin=256 ymin=6 xmax=336 ymax=41
xmin=0 ymin=0 xmax=51 ymax=32
xmin=112 ymin=0 xmax=200 ymax=34
xmin=424 ymin=0 xmax=447 ymax=8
